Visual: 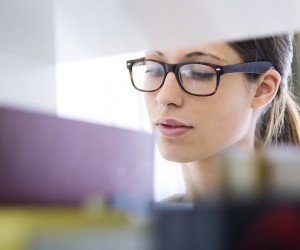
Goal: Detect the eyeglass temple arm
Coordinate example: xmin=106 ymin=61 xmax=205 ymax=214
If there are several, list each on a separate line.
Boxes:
xmin=223 ymin=61 xmax=274 ymax=74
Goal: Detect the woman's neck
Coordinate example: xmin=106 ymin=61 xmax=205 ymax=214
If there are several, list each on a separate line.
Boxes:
xmin=181 ymin=143 xmax=256 ymax=202
xmin=181 ymin=155 xmax=222 ymax=202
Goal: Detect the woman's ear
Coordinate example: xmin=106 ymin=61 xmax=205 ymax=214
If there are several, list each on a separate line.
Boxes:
xmin=251 ymin=69 xmax=281 ymax=109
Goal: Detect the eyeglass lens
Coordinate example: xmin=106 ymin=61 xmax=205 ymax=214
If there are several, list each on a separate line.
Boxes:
xmin=131 ymin=60 xmax=218 ymax=95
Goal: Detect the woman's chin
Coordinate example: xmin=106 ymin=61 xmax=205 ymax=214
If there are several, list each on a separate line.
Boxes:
xmin=159 ymin=150 xmax=195 ymax=163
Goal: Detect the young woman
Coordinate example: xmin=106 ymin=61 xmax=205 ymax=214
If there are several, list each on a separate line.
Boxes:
xmin=127 ymin=33 xmax=300 ymax=202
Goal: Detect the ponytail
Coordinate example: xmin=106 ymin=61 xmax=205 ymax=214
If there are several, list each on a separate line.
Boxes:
xmin=255 ymin=85 xmax=300 ymax=146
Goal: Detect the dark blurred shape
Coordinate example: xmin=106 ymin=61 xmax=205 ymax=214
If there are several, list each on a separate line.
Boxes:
xmin=155 ymin=203 xmax=223 ymax=250
xmin=239 ymin=203 xmax=300 ymax=250
xmin=154 ymin=201 xmax=300 ymax=250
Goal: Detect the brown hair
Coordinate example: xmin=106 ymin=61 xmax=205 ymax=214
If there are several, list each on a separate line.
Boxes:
xmin=229 ymin=33 xmax=300 ymax=147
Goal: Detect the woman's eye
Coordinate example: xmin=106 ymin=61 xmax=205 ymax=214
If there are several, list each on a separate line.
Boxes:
xmin=182 ymin=70 xmax=214 ymax=81
xmin=146 ymin=68 xmax=164 ymax=77
xmin=192 ymin=71 xmax=214 ymax=81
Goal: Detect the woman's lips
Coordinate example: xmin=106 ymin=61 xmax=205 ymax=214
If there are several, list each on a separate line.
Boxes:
xmin=155 ymin=119 xmax=193 ymax=137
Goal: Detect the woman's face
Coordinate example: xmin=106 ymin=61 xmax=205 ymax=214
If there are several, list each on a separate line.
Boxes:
xmin=144 ymin=42 xmax=258 ymax=163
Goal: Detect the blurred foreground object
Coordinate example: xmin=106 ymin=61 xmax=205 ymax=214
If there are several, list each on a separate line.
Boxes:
xmin=0 ymin=206 xmax=153 ymax=250
xmin=155 ymin=201 xmax=300 ymax=250
xmin=2 ymin=145 xmax=300 ymax=249
xmin=221 ymin=147 xmax=300 ymax=202
xmin=155 ymin=147 xmax=300 ymax=249
xmin=2 ymin=106 xmax=300 ymax=249
xmin=0 ymin=106 xmax=154 ymax=204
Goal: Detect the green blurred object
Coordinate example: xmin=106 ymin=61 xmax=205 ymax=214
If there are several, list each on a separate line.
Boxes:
xmin=0 ymin=206 xmax=130 ymax=250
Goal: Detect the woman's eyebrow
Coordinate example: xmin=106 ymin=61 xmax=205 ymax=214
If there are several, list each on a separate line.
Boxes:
xmin=145 ymin=50 xmax=164 ymax=57
xmin=145 ymin=50 xmax=228 ymax=62
xmin=184 ymin=51 xmax=228 ymax=62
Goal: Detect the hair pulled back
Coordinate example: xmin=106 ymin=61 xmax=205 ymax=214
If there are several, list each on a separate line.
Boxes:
xmin=229 ymin=34 xmax=300 ymax=146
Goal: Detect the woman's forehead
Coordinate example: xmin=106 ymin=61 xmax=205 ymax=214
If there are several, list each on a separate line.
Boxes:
xmin=146 ymin=42 xmax=243 ymax=64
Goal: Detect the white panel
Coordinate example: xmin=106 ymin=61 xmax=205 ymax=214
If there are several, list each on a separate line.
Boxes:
xmin=0 ymin=0 xmax=56 ymax=62
xmin=54 ymin=0 xmax=150 ymax=62
xmin=0 ymin=0 xmax=56 ymax=112
xmin=54 ymin=0 xmax=300 ymax=62
xmin=0 ymin=53 xmax=56 ymax=112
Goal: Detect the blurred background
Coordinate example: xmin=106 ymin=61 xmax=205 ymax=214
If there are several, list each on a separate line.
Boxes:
xmin=1 ymin=0 xmax=300 ymax=201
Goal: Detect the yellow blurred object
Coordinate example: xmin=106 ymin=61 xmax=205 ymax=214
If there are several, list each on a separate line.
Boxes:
xmin=0 ymin=206 xmax=129 ymax=250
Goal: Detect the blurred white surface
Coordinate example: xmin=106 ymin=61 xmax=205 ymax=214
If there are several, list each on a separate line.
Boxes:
xmin=54 ymin=0 xmax=300 ymax=61
xmin=0 ymin=0 xmax=56 ymax=112
xmin=1 ymin=0 xmax=300 ymax=111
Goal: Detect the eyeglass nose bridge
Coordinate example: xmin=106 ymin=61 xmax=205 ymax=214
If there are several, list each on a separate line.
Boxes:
xmin=164 ymin=63 xmax=177 ymax=75
xmin=163 ymin=63 xmax=181 ymax=84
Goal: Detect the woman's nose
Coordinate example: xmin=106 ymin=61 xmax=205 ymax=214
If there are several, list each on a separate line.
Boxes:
xmin=155 ymin=72 xmax=184 ymax=108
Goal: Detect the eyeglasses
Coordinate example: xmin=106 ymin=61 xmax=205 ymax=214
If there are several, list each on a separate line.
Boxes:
xmin=126 ymin=57 xmax=274 ymax=96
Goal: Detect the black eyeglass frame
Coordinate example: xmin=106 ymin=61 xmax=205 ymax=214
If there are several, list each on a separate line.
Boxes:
xmin=126 ymin=57 xmax=275 ymax=96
